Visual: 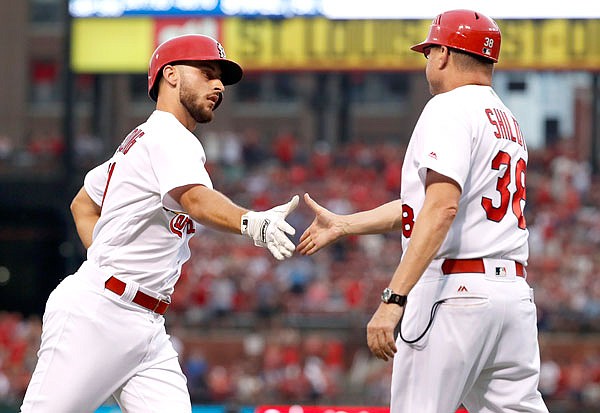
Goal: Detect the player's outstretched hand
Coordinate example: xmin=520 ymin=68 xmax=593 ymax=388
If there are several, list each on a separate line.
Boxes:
xmin=241 ymin=195 xmax=299 ymax=260
xmin=297 ymin=193 xmax=347 ymax=255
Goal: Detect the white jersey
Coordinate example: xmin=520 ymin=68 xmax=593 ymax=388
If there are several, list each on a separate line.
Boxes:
xmin=84 ymin=110 xmax=213 ymax=296
xmin=401 ymin=85 xmax=528 ymax=263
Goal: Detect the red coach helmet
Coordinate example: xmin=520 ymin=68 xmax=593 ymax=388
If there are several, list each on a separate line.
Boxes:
xmin=411 ymin=9 xmax=501 ymax=62
xmin=147 ymin=34 xmax=243 ymax=102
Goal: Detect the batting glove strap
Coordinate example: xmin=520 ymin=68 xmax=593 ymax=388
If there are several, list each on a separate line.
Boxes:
xmin=241 ymin=212 xmax=271 ymax=246
xmin=241 ymin=195 xmax=299 ymax=260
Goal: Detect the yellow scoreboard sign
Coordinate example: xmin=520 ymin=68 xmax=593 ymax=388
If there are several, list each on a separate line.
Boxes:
xmin=223 ymin=18 xmax=600 ymax=71
xmin=72 ymin=18 xmax=154 ymax=72
xmin=499 ymin=19 xmax=599 ymax=69
xmin=222 ymin=18 xmax=430 ymax=70
xmin=71 ymin=17 xmax=600 ymax=73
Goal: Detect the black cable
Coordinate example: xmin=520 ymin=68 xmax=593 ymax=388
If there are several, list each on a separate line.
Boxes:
xmin=397 ymin=299 xmax=446 ymax=344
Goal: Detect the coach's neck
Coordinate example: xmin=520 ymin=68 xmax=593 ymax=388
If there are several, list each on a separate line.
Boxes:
xmin=443 ymin=67 xmax=493 ymax=93
xmin=431 ymin=48 xmax=494 ymax=95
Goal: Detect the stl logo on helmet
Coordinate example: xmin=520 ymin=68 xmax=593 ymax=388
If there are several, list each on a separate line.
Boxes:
xmin=216 ymin=42 xmax=226 ymax=58
xmin=170 ymin=214 xmax=196 ymax=238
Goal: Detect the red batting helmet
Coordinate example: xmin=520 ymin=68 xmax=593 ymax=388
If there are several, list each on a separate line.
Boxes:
xmin=411 ymin=9 xmax=501 ymax=63
xmin=147 ymin=34 xmax=243 ymax=104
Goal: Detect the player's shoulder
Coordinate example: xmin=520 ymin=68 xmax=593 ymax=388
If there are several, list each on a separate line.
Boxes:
xmin=141 ymin=111 xmax=197 ymax=143
xmin=145 ymin=110 xmax=184 ymax=132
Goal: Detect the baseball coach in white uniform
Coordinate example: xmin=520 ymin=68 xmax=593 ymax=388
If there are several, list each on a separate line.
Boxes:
xmin=20 ymin=34 xmax=299 ymax=412
xmin=298 ymin=10 xmax=549 ymax=413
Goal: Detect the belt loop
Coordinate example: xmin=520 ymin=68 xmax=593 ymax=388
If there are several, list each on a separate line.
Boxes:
xmin=121 ymin=280 xmax=139 ymax=303
xmin=517 ymin=262 xmax=527 ymax=279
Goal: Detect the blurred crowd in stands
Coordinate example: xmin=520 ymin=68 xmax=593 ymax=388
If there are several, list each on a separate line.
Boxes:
xmin=1 ymin=128 xmax=600 ymax=411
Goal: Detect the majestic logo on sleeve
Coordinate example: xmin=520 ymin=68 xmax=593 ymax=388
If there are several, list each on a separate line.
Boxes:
xmin=169 ymin=213 xmax=196 ymax=238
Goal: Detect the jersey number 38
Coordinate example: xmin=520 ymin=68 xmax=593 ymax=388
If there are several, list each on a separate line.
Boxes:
xmin=401 ymin=150 xmax=526 ymax=238
xmin=481 ymin=150 xmax=526 ymax=230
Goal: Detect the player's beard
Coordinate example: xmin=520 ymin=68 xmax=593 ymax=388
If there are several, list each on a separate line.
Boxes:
xmin=179 ymin=78 xmax=214 ymax=124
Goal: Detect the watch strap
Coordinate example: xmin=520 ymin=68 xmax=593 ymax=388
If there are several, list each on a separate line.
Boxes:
xmin=388 ymin=293 xmax=407 ymax=306
xmin=382 ymin=288 xmax=407 ymax=307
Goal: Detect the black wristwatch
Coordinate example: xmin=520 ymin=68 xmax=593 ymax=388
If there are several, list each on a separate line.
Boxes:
xmin=381 ymin=288 xmax=407 ymax=307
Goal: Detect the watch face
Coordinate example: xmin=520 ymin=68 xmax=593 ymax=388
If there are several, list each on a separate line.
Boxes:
xmin=382 ymin=288 xmax=392 ymax=303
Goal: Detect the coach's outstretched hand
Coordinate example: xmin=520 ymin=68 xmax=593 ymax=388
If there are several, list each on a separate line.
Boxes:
xmin=297 ymin=193 xmax=347 ymax=255
xmin=241 ymin=195 xmax=299 ymax=260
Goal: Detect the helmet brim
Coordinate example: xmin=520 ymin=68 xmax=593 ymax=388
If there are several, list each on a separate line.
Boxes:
xmin=148 ymin=58 xmax=243 ymax=102
xmin=410 ymin=41 xmax=434 ymax=54
xmin=411 ymin=41 xmax=498 ymax=63
xmin=216 ymin=59 xmax=243 ymax=86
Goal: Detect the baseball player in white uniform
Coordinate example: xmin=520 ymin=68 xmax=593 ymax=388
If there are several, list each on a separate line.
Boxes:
xmin=20 ymin=34 xmax=298 ymax=413
xmin=298 ymin=10 xmax=549 ymax=413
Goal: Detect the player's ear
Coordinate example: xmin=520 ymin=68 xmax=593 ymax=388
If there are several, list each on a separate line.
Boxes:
xmin=161 ymin=65 xmax=180 ymax=89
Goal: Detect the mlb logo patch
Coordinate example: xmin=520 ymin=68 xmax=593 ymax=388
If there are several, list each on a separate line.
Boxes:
xmin=495 ymin=267 xmax=507 ymax=277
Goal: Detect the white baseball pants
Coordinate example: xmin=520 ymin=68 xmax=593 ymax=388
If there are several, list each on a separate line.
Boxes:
xmin=391 ymin=258 xmax=549 ymax=413
xmin=20 ymin=263 xmax=191 ymax=413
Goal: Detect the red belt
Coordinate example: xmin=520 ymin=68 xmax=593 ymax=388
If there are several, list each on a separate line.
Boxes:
xmin=105 ymin=276 xmax=169 ymax=315
xmin=441 ymin=258 xmax=525 ymax=278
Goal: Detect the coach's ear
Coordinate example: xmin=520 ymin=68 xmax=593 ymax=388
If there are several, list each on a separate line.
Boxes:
xmin=438 ymin=46 xmax=451 ymax=69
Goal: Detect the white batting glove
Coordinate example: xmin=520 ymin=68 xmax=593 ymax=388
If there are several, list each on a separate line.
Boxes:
xmin=241 ymin=195 xmax=299 ymax=260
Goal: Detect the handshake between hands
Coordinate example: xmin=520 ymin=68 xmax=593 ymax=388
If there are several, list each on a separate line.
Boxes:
xmin=241 ymin=195 xmax=300 ymax=260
